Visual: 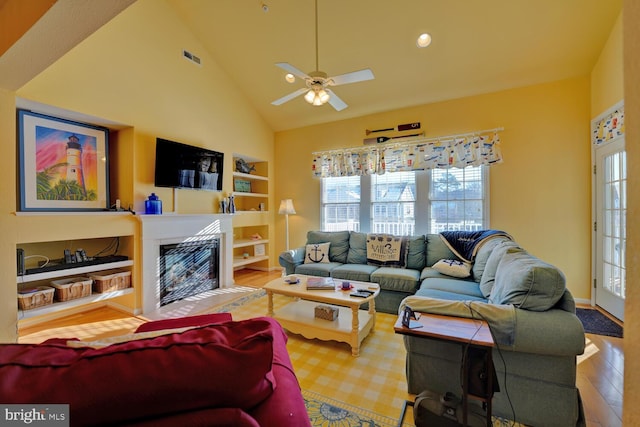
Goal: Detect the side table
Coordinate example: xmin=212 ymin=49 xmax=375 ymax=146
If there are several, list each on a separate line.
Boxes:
xmin=394 ymin=311 xmax=495 ymax=427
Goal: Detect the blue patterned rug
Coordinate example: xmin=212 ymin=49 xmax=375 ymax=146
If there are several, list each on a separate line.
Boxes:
xmin=304 ymin=390 xmax=409 ymax=427
xmin=209 ymin=288 xmax=266 ymax=313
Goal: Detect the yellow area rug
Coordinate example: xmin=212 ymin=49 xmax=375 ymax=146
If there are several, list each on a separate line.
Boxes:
xmin=214 ymin=288 xmax=526 ymax=427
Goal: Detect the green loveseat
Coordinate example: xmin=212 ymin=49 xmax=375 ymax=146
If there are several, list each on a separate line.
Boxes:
xmin=279 ymin=230 xmax=586 ymax=426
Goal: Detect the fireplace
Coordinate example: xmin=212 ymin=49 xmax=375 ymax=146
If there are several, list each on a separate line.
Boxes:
xmin=138 ymin=214 xmax=233 ymax=315
xmin=159 ymin=238 xmax=219 ymax=307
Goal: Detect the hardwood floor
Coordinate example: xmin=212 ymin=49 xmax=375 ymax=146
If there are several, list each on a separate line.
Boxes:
xmin=17 ymin=269 xmax=623 ymax=426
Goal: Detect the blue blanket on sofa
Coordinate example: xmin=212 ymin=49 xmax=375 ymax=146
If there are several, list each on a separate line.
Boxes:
xmin=440 ymin=230 xmax=512 ymax=263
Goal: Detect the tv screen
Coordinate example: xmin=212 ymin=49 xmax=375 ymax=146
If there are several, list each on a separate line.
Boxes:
xmin=154 ymin=138 xmax=224 ymax=192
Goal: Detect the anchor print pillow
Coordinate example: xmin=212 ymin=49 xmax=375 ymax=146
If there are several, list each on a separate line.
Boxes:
xmin=304 ymin=242 xmax=331 ymax=264
xmin=432 ymin=259 xmax=472 ymax=278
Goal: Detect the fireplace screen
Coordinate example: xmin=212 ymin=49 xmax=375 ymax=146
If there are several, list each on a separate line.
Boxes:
xmin=159 ymin=238 xmax=219 ymax=306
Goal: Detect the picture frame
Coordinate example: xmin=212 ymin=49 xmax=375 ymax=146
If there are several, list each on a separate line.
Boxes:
xmin=234 ymin=178 xmax=251 ymax=193
xmin=17 ymin=110 xmax=110 ymax=212
xmin=254 ymin=243 xmax=265 ymax=256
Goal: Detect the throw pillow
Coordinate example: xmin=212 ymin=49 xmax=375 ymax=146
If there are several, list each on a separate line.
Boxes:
xmin=432 ymin=259 xmax=472 ymax=278
xmin=66 ymin=326 xmax=195 ymax=349
xmin=304 ymin=242 xmax=331 ymax=264
xmin=366 ymin=234 xmax=409 ymax=268
xmin=135 ymin=313 xmax=232 ymax=333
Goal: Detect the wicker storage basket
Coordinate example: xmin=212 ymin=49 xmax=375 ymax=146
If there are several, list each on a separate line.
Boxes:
xmin=50 ymin=277 xmax=92 ymax=302
xmin=18 ymin=286 xmax=55 ymax=310
xmin=90 ymin=270 xmax=132 ymax=293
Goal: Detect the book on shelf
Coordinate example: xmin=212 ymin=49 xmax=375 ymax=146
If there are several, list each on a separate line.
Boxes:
xmin=306 ymin=277 xmax=336 ymax=290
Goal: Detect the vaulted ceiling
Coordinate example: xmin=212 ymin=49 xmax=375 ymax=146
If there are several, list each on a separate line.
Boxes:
xmin=1 ymin=0 xmax=622 ymax=132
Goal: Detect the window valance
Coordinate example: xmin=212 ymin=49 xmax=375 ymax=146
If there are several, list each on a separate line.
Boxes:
xmin=311 ymin=128 xmax=504 ymax=178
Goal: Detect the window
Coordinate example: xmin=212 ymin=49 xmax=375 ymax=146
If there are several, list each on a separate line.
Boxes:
xmin=321 ymin=166 xmax=488 ymax=234
xmin=371 ymin=171 xmax=416 ymax=235
xmin=321 ymin=175 xmax=361 ymax=231
xmin=430 ymin=167 xmax=485 ymax=233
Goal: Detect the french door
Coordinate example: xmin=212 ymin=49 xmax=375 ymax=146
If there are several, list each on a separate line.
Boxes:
xmin=594 ymin=138 xmax=626 ymax=321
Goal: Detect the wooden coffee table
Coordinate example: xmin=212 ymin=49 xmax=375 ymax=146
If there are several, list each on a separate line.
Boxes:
xmin=263 ymin=275 xmax=380 ymax=356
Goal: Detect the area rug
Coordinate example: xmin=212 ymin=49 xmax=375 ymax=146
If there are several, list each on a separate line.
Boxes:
xmin=576 ymin=308 xmax=623 ymax=338
xmin=304 ymin=390 xmax=410 ymax=427
xmin=208 ymin=288 xmax=266 ymax=313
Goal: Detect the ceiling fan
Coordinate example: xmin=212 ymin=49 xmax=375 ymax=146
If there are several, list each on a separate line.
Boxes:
xmin=271 ymin=0 xmax=374 ymax=111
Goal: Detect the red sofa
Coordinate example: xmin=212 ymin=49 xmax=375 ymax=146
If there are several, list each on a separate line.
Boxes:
xmin=0 ymin=314 xmax=311 ymax=427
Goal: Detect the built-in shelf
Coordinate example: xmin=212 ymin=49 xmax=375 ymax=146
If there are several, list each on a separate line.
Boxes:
xmin=233 ymin=239 xmax=269 ymax=249
xmin=17 ymin=260 xmax=134 ymax=283
xmin=232 ymin=191 xmax=268 ymax=198
xmin=232 ymin=171 xmax=268 ymax=181
xmin=232 ymin=154 xmax=270 ymax=275
xmin=18 ymin=287 xmax=135 ymax=320
xmin=233 ymin=255 xmax=270 ymax=268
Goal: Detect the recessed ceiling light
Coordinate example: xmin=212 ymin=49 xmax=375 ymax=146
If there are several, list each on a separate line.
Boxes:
xmin=416 ymin=33 xmax=432 ymax=48
xmin=285 ymin=73 xmax=296 ymax=83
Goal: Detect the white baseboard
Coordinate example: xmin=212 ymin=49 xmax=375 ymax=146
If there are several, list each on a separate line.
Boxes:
xmin=574 ymin=297 xmax=592 ymax=306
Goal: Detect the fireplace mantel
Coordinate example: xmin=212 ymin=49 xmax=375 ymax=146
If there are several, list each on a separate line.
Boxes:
xmin=138 ymin=214 xmax=233 ymax=314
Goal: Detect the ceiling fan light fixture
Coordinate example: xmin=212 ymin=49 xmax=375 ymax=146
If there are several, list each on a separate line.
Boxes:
xmin=304 ymin=89 xmax=316 ymax=103
xmin=417 ymin=33 xmax=432 ymax=48
xmin=304 ymin=88 xmax=330 ymax=106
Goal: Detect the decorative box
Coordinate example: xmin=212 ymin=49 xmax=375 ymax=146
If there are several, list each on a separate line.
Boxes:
xmin=17 ymin=286 xmax=55 ymax=310
xmin=314 ymin=304 xmax=339 ymax=321
xmin=50 ymin=277 xmax=92 ymax=302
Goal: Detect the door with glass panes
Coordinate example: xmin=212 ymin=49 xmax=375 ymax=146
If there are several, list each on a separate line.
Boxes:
xmin=594 ymin=137 xmax=626 ymax=320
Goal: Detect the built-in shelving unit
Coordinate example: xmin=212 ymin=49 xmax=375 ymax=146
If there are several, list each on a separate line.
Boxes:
xmin=16 ymin=235 xmax=135 ymax=322
xmin=232 ymin=154 xmax=270 ymax=275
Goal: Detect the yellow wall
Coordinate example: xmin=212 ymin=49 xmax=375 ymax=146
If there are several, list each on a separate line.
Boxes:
xmin=275 ymin=77 xmax=593 ymax=300
xmin=16 ymin=0 xmax=274 ymax=213
xmin=0 ymin=0 xmax=274 ymax=341
xmin=591 ymin=13 xmax=624 ymax=116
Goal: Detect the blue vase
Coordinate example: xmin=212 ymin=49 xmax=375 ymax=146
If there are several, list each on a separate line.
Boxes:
xmin=145 ymin=193 xmax=162 ymax=215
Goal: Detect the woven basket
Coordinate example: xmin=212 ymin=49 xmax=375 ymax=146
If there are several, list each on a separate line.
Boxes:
xmin=90 ymin=270 xmax=132 ymax=293
xmin=18 ymin=286 xmax=55 ymax=310
xmin=50 ymin=277 xmax=92 ymax=302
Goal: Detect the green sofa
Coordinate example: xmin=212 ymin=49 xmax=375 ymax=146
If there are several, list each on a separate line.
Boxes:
xmin=279 ymin=230 xmax=586 ymax=426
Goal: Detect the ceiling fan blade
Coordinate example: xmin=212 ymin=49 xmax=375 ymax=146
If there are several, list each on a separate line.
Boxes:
xmin=325 ymin=89 xmax=348 ymax=111
xmin=328 ymin=69 xmax=375 ymax=86
xmin=275 ymin=62 xmax=310 ymax=80
xmin=271 ymin=88 xmax=308 ymax=106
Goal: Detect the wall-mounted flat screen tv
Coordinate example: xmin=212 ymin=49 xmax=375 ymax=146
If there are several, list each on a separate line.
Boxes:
xmin=154 ymin=138 xmax=224 ymax=192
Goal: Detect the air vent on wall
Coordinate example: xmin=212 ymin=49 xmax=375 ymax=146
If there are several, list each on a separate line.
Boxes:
xmin=182 ymin=49 xmax=201 ymax=66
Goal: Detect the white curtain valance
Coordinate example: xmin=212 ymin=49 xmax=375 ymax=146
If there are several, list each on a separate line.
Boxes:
xmin=311 ymin=128 xmax=504 ymax=178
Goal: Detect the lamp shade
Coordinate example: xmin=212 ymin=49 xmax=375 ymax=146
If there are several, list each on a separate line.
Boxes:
xmin=278 ymin=199 xmax=296 ymax=215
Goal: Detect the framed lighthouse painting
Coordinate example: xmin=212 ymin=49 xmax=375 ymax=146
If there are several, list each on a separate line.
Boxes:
xmin=17 ymin=110 xmax=109 ymax=212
